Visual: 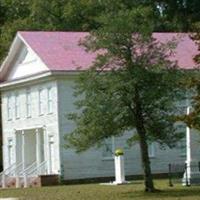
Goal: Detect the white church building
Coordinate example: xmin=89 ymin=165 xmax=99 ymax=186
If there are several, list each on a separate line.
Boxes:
xmin=0 ymin=31 xmax=200 ymax=187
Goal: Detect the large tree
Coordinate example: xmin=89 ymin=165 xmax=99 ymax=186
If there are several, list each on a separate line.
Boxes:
xmin=65 ymin=7 xmax=184 ymax=192
xmin=177 ymin=30 xmax=200 ymax=129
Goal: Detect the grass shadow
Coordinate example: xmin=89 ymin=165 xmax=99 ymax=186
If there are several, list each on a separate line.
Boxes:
xmin=121 ymin=186 xmax=200 ymax=199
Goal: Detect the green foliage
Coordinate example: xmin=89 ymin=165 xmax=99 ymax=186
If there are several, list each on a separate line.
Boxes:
xmin=65 ymin=7 xmax=184 ymax=152
xmin=153 ymin=0 xmax=200 ymax=31
xmin=177 ymin=72 xmax=200 ymax=130
xmin=177 ymin=24 xmax=200 ymax=130
xmin=63 ymin=0 xmax=104 ymax=31
xmin=30 ymin=0 xmax=68 ymax=30
xmin=115 ymin=148 xmax=124 ymax=156
xmin=1 ymin=0 xmax=31 ymax=22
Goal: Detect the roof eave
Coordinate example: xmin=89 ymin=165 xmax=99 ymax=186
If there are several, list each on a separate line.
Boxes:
xmin=0 ymin=70 xmax=82 ymax=90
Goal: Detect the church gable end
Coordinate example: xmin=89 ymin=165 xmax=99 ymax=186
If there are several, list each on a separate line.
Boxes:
xmin=0 ymin=33 xmax=49 ymax=82
xmin=7 ymin=44 xmax=48 ymax=81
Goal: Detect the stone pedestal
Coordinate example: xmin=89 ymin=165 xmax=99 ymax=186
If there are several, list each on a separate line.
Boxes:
xmin=100 ymin=151 xmax=129 ymax=186
xmin=113 ymin=155 xmax=127 ymax=184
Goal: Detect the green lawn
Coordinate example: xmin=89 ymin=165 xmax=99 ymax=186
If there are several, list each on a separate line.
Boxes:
xmin=0 ymin=180 xmax=200 ymax=200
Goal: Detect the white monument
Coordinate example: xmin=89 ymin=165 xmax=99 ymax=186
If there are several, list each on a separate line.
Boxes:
xmin=113 ymin=149 xmax=128 ymax=185
xmin=100 ymin=148 xmax=128 ymax=186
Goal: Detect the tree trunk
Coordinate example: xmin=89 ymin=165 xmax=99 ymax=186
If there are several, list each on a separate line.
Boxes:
xmin=138 ymin=128 xmax=155 ymax=192
xmin=134 ymin=86 xmax=155 ymax=192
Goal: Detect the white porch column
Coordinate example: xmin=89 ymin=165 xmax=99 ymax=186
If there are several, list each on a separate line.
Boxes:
xmin=48 ymin=136 xmax=53 ymax=174
xmin=36 ymin=128 xmax=41 ymax=168
xmin=22 ymin=130 xmax=25 ymax=171
xmin=43 ymin=127 xmax=48 ymax=174
xmin=14 ymin=130 xmax=18 ymax=175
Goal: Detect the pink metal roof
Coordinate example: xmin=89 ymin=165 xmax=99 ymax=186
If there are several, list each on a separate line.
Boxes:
xmin=19 ymin=31 xmax=199 ymax=71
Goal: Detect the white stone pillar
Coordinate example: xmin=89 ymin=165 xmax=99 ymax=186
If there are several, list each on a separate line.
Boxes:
xmin=22 ymin=130 xmax=25 ymax=171
xmin=113 ymin=149 xmax=127 ymax=185
xmin=114 ymin=155 xmax=125 ymax=184
xmin=36 ymin=129 xmax=41 ymax=169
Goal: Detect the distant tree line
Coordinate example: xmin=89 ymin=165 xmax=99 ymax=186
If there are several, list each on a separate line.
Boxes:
xmin=1 ymin=0 xmax=200 ymax=62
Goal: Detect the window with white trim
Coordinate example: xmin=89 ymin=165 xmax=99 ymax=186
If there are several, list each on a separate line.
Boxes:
xmin=47 ymin=87 xmax=53 ymax=114
xmin=102 ymin=137 xmax=115 ymax=159
xmin=26 ymin=89 xmax=31 ymax=117
xmin=148 ymin=143 xmax=156 ymax=158
xmin=7 ymin=95 xmax=12 ymax=120
xmin=38 ymin=89 xmax=44 ymax=115
xmin=15 ymin=93 xmax=20 ymax=119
